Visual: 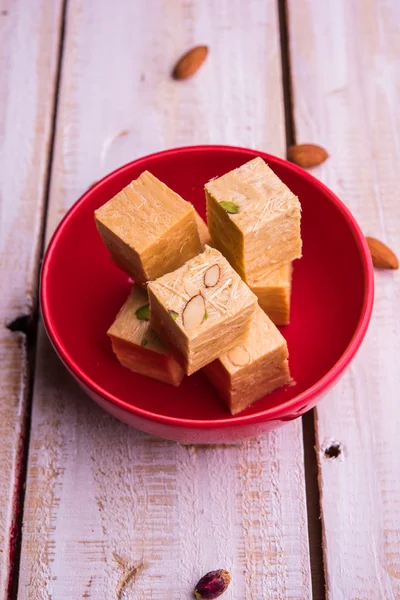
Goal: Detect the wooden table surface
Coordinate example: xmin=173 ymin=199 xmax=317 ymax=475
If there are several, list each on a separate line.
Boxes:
xmin=1 ymin=1 xmax=399 ymax=598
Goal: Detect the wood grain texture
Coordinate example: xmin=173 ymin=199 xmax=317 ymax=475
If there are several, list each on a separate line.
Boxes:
xmin=0 ymin=1 xmax=63 ymax=596
xmin=288 ymin=0 xmax=400 ymax=598
xmin=17 ymin=0 xmax=312 ymax=598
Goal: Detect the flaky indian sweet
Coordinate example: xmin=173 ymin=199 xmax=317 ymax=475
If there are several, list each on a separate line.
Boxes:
xmin=95 ymin=171 xmax=202 ymax=285
xmin=107 ymin=285 xmax=184 ymax=386
xmin=204 ymin=305 xmax=291 ymax=414
xmin=147 ymin=246 xmax=258 ymax=375
xmin=205 ymin=157 xmax=302 ymax=281
xmin=249 ymin=263 xmax=292 ymax=325
xmin=193 ymin=211 xmax=293 ymax=325
xmin=194 ymin=210 xmax=213 ymax=248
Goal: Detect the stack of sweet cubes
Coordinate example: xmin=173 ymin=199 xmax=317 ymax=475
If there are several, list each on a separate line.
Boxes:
xmin=95 ymin=158 xmax=302 ymax=415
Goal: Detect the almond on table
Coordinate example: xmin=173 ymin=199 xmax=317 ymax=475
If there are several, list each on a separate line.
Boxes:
xmin=94 ymin=171 xmax=202 ymax=285
xmin=366 ymin=236 xmax=399 ymax=270
xmin=287 ymin=143 xmax=329 ymax=169
xmin=204 ymin=306 xmax=291 ymax=415
xmin=147 ymin=245 xmax=258 ymax=376
xmin=205 ymin=157 xmax=302 ymax=281
xmin=172 ymin=45 xmax=209 ymax=80
xmin=107 ymin=285 xmax=184 ymax=386
xmin=249 ymin=263 xmax=292 ymax=326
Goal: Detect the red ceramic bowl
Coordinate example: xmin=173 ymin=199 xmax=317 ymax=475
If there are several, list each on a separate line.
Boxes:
xmin=41 ymin=145 xmax=374 ymax=443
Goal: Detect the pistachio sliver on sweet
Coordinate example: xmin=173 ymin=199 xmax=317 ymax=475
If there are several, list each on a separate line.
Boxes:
xmin=135 ymin=304 xmax=150 ymax=321
xmin=219 ymin=200 xmax=240 ymax=214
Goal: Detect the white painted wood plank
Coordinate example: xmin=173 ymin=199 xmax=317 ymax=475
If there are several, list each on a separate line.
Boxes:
xmin=288 ymin=0 xmax=400 ymax=598
xmin=18 ymin=1 xmax=312 ymax=598
xmin=0 ymin=1 xmax=63 ymax=596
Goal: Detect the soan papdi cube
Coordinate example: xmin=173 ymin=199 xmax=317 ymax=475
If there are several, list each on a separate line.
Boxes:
xmin=204 ymin=306 xmax=291 ymax=415
xmin=249 ymin=263 xmax=292 ymax=326
xmin=107 ymin=285 xmax=184 ymax=386
xmin=147 ymin=246 xmax=258 ymax=375
xmin=194 ymin=210 xmax=213 ymax=248
xmin=206 ymin=157 xmax=302 ymax=281
xmin=95 ymin=171 xmax=202 ymax=285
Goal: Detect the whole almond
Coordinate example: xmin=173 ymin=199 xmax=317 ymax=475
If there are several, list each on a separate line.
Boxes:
xmin=287 ymin=144 xmax=329 ymax=168
xmin=172 ymin=45 xmax=208 ymax=80
xmin=366 ymin=237 xmax=398 ymax=269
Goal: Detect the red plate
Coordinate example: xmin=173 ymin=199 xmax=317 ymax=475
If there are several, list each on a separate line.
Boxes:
xmin=41 ymin=146 xmax=374 ymax=443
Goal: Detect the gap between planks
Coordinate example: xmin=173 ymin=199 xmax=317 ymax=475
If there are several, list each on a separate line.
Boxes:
xmin=277 ymin=1 xmax=325 ymax=598
xmin=8 ymin=1 xmax=69 ymax=598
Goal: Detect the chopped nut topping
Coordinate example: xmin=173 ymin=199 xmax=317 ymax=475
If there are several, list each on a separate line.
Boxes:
xmin=227 ymin=346 xmax=250 ymax=366
xmin=204 ymin=264 xmax=220 ymax=287
xmin=182 ymin=295 xmax=206 ymax=330
xmin=135 ymin=304 xmax=150 ymax=321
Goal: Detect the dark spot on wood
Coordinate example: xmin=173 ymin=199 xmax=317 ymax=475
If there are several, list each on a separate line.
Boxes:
xmin=140 ymin=73 xmax=145 ymax=82
xmin=324 ymin=443 xmax=341 ymax=459
xmin=82 ymin=575 xmax=93 ymax=598
xmin=1 ymin=9 xmax=8 ymax=15
xmin=6 ymin=315 xmax=31 ymax=335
